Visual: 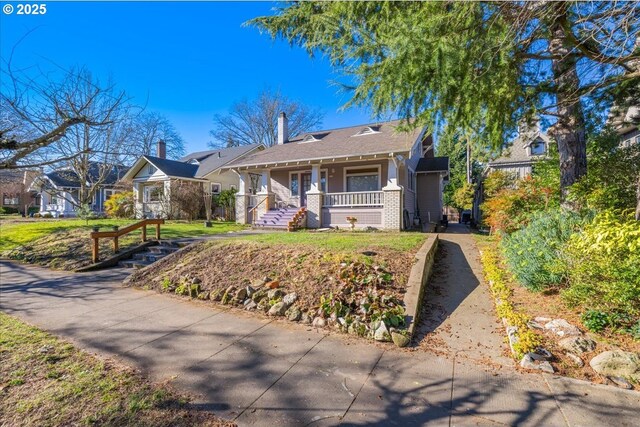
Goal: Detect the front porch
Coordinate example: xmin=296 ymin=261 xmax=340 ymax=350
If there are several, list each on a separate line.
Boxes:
xmin=236 ymin=158 xmax=404 ymax=231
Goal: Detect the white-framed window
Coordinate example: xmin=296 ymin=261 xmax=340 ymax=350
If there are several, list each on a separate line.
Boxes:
xmin=635 ymin=136 xmax=640 ymax=145
xmin=289 ymin=170 xmax=327 ymax=197
xmin=344 ymin=165 xmax=381 ymax=192
xmin=147 ymin=164 xmax=157 ymax=175
xmin=2 ymin=194 xmax=19 ymax=205
xmin=230 ymin=184 xmax=237 ymax=191
xmin=407 ymin=168 xmax=416 ymax=191
xmin=144 ymin=185 xmax=163 ymax=203
xmin=104 ymin=189 xmax=118 ymax=200
xmin=530 ymin=140 xmax=546 ymax=155
xmin=211 ymin=183 xmax=221 ymax=194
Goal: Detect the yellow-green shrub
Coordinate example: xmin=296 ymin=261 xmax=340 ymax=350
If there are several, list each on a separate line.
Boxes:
xmin=562 ymin=211 xmax=640 ymax=332
xmin=104 ymin=191 xmax=135 ymax=218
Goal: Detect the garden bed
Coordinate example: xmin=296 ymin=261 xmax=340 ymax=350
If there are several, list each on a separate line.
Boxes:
xmin=0 ymin=312 xmax=233 ymax=427
xmin=476 ymin=235 xmax=640 ymax=391
xmin=126 ymin=232 xmax=426 ymax=344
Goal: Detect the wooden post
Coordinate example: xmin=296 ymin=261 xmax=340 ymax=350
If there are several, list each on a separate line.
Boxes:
xmin=113 ymin=235 xmax=119 ymax=253
xmin=142 ymin=224 xmax=147 ymax=242
xmin=156 ymin=222 xmax=160 ymax=240
xmin=92 ymin=236 xmax=99 ymax=263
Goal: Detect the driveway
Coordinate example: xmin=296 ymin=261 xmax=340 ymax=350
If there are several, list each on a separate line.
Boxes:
xmin=1 ymin=257 xmax=638 ymax=426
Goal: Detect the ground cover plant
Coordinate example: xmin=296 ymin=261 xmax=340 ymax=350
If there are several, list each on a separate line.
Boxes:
xmin=0 ymin=218 xmax=246 ymax=270
xmin=127 ymin=232 xmax=427 ymax=343
xmin=0 ymin=312 xmax=233 ymax=427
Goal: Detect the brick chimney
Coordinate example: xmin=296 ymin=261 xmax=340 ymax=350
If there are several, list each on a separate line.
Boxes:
xmin=157 ymin=140 xmax=166 ymax=159
xmin=277 ymin=112 xmax=288 ymax=145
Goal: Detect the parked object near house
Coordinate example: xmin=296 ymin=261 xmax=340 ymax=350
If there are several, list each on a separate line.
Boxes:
xmin=0 ymin=169 xmax=39 ymax=215
xmin=29 ymin=163 xmax=129 ymax=218
xmin=223 ymin=113 xmax=448 ymax=231
xmin=122 ymin=141 xmax=264 ymax=219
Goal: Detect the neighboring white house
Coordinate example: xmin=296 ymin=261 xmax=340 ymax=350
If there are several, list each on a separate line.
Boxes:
xmin=122 ymin=141 xmax=264 ymax=218
xmin=29 ymin=163 xmax=129 ymax=217
xmin=222 ymin=113 xmax=449 ymax=231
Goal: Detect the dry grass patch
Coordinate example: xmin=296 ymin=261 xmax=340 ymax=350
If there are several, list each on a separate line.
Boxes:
xmin=0 ymin=312 xmax=233 ymax=427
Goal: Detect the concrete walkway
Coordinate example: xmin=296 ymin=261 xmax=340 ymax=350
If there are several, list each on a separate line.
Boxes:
xmin=1 ymin=258 xmax=639 ymax=425
xmin=415 ymin=224 xmax=512 ymax=366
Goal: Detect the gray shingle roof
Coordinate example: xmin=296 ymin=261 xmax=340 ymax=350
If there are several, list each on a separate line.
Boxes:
xmin=224 ymin=120 xmax=426 ymax=168
xmin=181 ymin=144 xmax=262 ymax=177
xmin=45 ymin=163 xmax=129 ymax=188
xmin=144 ymin=155 xmax=200 ymax=179
xmin=489 ymin=132 xmax=551 ymax=166
xmin=416 ymin=157 xmax=449 ymax=173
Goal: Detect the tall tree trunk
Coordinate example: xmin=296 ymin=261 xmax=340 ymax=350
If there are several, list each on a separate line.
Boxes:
xmin=548 ymin=6 xmax=587 ymax=204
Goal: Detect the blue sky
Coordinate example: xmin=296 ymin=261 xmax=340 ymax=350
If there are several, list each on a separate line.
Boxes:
xmin=0 ymin=1 xmax=375 ymax=154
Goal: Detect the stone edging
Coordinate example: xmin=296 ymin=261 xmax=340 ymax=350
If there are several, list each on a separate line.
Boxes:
xmin=403 ymin=234 xmax=439 ymax=338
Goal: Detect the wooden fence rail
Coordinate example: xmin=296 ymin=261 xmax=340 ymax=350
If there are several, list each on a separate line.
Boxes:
xmin=90 ymin=219 xmax=164 ymax=263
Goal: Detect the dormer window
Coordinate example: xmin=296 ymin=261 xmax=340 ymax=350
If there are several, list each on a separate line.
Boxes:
xmin=530 ymin=140 xmax=546 ymax=156
xmin=188 ymin=159 xmax=200 ymax=165
xmin=301 ymin=134 xmax=319 ymax=143
xmin=352 ymin=126 xmax=380 ymax=137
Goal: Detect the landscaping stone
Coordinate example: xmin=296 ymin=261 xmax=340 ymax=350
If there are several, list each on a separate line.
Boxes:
xmin=210 ymin=289 xmax=222 ymax=301
xmin=312 ymin=317 xmax=326 ymax=328
xmin=191 ymin=277 xmax=202 ymax=285
xmin=221 ymin=288 xmax=233 ymax=305
xmin=251 ymin=279 xmax=266 ymax=289
xmin=543 ymin=319 xmax=581 ymax=337
xmin=282 ymin=292 xmax=297 ymax=306
xmin=196 ymin=291 xmax=209 ymax=300
xmin=373 ymin=321 xmax=391 ymax=342
xmin=267 ymin=289 xmax=283 ymax=300
xmin=589 ymin=351 xmax=640 ymax=382
xmin=285 ymin=306 xmax=302 ymax=321
xmin=391 ymin=332 xmax=410 ymax=348
xmin=566 ymin=352 xmax=584 ymax=367
xmin=234 ymin=288 xmax=247 ymax=302
xmin=521 ymin=353 xmax=555 ymax=373
xmin=607 ymin=376 xmax=633 ymax=390
xmin=300 ymin=313 xmax=312 ymax=324
xmin=257 ymin=299 xmax=270 ymax=312
xmin=348 ymin=320 xmax=366 ymax=336
xmin=268 ymin=301 xmax=287 ymax=316
xmin=245 ymin=285 xmax=256 ymax=297
xmin=506 ymin=325 xmax=519 ymax=355
xmin=251 ymin=290 xmax=267 ymax=303
xmin=558 ymin=336 xmax=597 ymax=355
xmin=244 ymin=300 xmax=257 ymax=311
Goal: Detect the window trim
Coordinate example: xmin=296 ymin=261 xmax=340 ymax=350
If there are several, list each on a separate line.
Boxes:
xmin=143 ymin=185 xmax=163 ymax=203
xmin=289 ymin=169 xmax=328 ymax=197
xmin=343 ymin=164 xmax=382 ymax=192
xmin=407 ymin=167 xmax=416 ymax=192
xmin=211 ymin=182 xmax=222 ymax=195
xmin=530 ymin=140 xmax=546 ymax=156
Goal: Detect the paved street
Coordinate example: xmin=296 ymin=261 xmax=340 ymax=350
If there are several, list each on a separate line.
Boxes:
xmin=1 ymin=258 xmax=638 ymax=426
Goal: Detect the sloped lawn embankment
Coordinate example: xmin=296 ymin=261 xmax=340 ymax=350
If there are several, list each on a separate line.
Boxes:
xmin=126 ymin=232 xmax=426 ymax=344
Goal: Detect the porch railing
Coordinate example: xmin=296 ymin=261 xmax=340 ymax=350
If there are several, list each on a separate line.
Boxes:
xmin=248 ymin=195 xmax=261 ymax=208
xmin=323 ymin=191 xmax=384 ymax=207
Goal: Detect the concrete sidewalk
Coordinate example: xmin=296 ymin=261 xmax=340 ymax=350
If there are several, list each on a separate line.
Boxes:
xmin=1 ymin=260 xmax=638 ymax=426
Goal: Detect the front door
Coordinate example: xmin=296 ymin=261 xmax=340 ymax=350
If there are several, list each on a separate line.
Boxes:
xmin=300 ymin=173 xmax=312 ymax=206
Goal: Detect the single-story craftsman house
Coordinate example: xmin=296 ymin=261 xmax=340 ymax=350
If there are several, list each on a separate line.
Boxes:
xmin=30 ymin=163 xmax=129 ymax=217
xmin=122 ymin=141 xmax=264 ymax=218
xmin=222 ymin=113 xmax=449 ymax=231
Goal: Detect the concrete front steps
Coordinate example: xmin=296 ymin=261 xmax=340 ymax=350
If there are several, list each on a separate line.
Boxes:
xmin=253 ymin=207 xmax=306 ymax=231
xmin=118 ymin=241 xmax=181 ymax=269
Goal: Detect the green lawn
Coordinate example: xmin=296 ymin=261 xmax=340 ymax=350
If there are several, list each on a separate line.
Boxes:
xmin=239 ymin=230 xmax=428 ymax=252
xmin=0 ymin=218 xmax=246 ymax=252
xmin=0 ymin=312 xmax=232 ymax=426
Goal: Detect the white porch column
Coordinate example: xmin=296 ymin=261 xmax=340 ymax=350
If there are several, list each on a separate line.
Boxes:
xmin=40 ymin=191 xmax=49 ymax=212
xmin=255 ymin=169 xmax=274 ymax=221
xmin=382 ymin=157 xmax=403 ymax=231
xmin=133 ymin=182 xmax=143 ymax=219
xmin=306 ymin=163 xmax=324 ymax=228
xmin=235 ymin=171 xmax=250 ymax=224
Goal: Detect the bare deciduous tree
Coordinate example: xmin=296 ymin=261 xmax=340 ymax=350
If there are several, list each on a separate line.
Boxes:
xmin=126 ymin=112 xmax=186 ymax=161
xmin=209 ymin=88 xmax=323 ymax=148
xmin=1 ymin=64 xmax=130 ymax=170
